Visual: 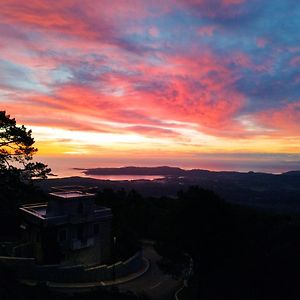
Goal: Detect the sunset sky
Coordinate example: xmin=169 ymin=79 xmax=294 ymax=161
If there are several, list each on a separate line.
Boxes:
xmin=1 ymin=0 xmax=300 ymax=172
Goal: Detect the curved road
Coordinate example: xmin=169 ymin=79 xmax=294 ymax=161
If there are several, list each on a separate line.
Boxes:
xmin=118 ymin=245 xmax=182 ymax=299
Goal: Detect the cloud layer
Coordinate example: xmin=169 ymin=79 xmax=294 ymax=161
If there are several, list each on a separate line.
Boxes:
xmin=1 ymin=0 xmax=300 ymax=161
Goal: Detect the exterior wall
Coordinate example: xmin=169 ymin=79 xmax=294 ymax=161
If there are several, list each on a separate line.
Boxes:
xmin=46 ymin=196 xmax=95 ymax=218
xmin=20 ymin=194 xmax=113 ymax=266
xmin=0 ymin=251 xmax=143 ymax=283
xmin=98 ymin=218 xmax=112 ymax=262
xmin=56 ymin=218 xmax=112 ymax=266
xmin=20 ymin=222 xmax=43 ymax=261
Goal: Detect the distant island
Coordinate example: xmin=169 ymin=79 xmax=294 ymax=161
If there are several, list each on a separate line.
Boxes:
xmin=57 ymin=166 xmax=300 ymax=214
xmin=77 ymin=166 xmax=190 ymax=176
xmin=75 ymin=166 xmax=300 ymax=177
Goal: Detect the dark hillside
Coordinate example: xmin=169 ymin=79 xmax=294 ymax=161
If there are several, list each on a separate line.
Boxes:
xmin=37 ymin=167 xmax=300 ymax=213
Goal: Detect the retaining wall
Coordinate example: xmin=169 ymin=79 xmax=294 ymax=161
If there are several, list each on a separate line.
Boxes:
xmin=0 ymin=251 xmax=143 ymax=283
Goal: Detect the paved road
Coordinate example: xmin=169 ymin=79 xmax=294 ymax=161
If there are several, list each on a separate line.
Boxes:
xmin=118 ymin=246 xmax=182 ymax=299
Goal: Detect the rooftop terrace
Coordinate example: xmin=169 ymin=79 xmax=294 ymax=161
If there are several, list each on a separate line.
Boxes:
xmin=19 ymin=204 xmax=47 ymax=219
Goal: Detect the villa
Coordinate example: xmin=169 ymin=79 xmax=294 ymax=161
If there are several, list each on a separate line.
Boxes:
xmin=19 ymin=190 xmax=112 ymax=266
xmin=0 ymin=188 xmax=144 ymax=286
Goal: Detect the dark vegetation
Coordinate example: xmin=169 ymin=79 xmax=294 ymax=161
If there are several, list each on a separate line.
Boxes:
xmin=95 ymin=187 xmax=299 ymax=300
xmin=1 ymin=181 xmax=299 ymax=299
xmin=0 ymin=111 xmax=51 ymax=180
xmin=0 ymin=111 xmax=51 ymax=239
xmin=0 ymin=177 xmax=46 ymax=239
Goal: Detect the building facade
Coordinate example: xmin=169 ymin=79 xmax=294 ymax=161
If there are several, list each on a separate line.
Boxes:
xmin=19 ymin=190 xmax=112 ymax=266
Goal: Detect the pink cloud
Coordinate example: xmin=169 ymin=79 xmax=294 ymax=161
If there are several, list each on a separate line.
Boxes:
xmin=222 ymin=0 xmax=245 ymax=5
xmin=3 ymin=0 xmax=294 ymax=144
xmin=254 ymin=101 xmax=300 ymax=135
xmin=232 ymin=52 xmax=253 ymax=68
xmin=198 ymin=26 xmax=216 ymax=37
xmin=121 ymin=52 xmax=246 ymax=136
xmin=177 ymin=0 xmax=248 ymax=18
xmin=0 ymin=0 xmax=159 ymax=54
xmin=0 ymin=4 xmax=247 ymax=138
xmin=1 ymin=26 xmax=248 ymax=137
xmin=256 ymin=37 xmax=268 ymax=48
xmin=3 ymin=47 xmax=246 ymax=138
xmin=289 ymin=56 xmax=300 ymax=67
xmin=149 ymin=26 xmax=159 ymax=37
xmin=0 ymin=0 xmax=171 ymax=43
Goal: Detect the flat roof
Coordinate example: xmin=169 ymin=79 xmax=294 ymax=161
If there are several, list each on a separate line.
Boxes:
xmin=20 ymin=203 xmax=112 ymax=223
xmin=49 ymin=191 xmax=95 ymax=199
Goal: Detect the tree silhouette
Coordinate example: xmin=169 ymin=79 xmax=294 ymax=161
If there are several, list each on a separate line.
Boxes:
xmin=0 ymin=111 xmax=51 ymax=180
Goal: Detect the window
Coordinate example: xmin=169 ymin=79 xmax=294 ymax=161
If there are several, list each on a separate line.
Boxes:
xmin=94 ymin=223 xmax=99 ymax=235
xmin=59 ymin=229 xmax=67 ymax=242
xmin=78 ymin=202 xmax=84 ymax=214
xmin=20 ymin=224 xmax=27 ymax=230
xmin=77 ymin=226 xmax=84 ymax=240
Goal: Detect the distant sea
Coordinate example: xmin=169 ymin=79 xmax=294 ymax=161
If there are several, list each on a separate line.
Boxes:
xmin=37 ymin=157 xmax=164 ymax=180
xmin=36 ymin=155 xmax=300 ymax=180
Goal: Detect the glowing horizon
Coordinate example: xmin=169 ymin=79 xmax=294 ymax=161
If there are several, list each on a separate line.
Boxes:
xmin=1 ymin=0 xmax=300 ymax=170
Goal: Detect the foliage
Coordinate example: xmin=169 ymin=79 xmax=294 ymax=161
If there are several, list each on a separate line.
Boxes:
xmin=96 ymin=186 xmax=300 ymax=300
xmin=0 ymin=111 xmax=51 ymax=180
xmin=1 ymin=179 xmax=299 ymax=299
xmin=0 ymin=111 xmax=51 ymax=239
